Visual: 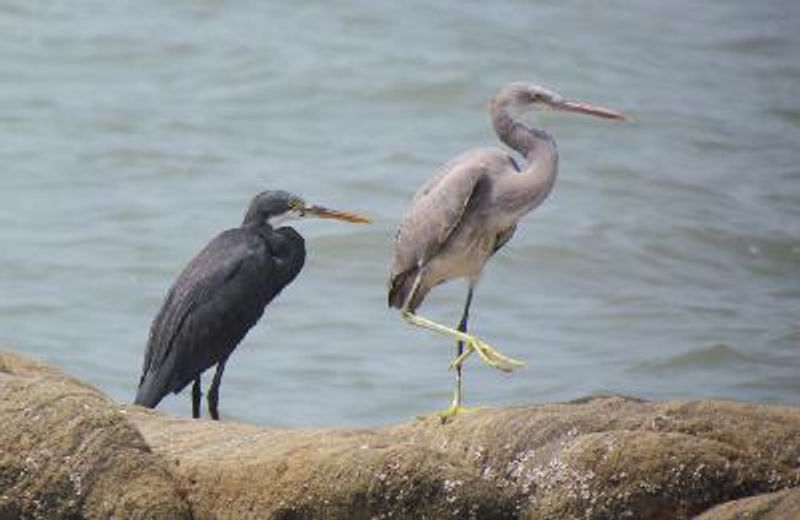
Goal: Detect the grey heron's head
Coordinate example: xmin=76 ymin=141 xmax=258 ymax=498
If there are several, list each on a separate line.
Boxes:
xmin=492 ymin=82 xmax=627 ymax=121
xmin=243 ymin=190 xmax=371 ymax=228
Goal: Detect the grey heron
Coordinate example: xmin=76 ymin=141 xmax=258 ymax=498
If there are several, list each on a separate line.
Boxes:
xmin=389 ymin=82 xmax=627 ymax=417
xmin=135 ymin=190 xmax=371 ymax=420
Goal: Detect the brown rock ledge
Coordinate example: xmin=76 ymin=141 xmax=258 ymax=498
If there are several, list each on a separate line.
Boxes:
xmin=0 ymin=350 xmax=190 ymax=519
xmin=696 ymin=487 xmax=800 ymax=519
xmin=2 ymin=349 xmax=798 ymax=519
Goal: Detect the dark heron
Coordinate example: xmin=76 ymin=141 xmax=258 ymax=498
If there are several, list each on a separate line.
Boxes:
xmin=389 ymin=82 xmax=627 ymax=417
xmin=135 ymin=190 xmax=370 ymax=419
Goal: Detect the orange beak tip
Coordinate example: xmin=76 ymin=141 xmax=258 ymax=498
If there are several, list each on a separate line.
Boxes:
xmin=350 ymin=215 xmax=373 ymax=224
xmin=307 ymin=205 xmax=373 ymax=224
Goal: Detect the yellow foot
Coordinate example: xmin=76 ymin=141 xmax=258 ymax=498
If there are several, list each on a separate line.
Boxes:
xmin=415 ymin=404 xmax=478 ymax=422
xmin=449 ymin=337 xmax=525 ymax=373
xmin=435 ymin=403 xmax=480 ymax=424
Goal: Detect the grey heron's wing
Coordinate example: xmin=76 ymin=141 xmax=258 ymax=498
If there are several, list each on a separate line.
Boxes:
xmin=137 ymin=230 xmax=273 ymax=404
xmin=390 ymin=152 xmax=492 ymax=280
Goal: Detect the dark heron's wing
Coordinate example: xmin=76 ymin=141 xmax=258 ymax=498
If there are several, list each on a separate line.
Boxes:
xmin=135 ymin=227 xmax=305 ymax=408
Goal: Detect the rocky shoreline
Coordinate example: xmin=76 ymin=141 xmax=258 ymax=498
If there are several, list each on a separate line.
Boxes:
xmin=1 ymin=348 xmax=798 ymax=519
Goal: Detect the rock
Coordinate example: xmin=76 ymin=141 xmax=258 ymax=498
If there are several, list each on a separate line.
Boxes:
xmin=2 ymin=348 xmax=799 ymax=519
xmin=696 ymin=487 xmax=800 ymax=519
xmin=0 ymin=350 xmax=191 ymax=519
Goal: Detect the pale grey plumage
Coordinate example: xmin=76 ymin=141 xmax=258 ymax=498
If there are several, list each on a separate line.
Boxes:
xmin=387 ymin=81 xmax=626 ymax=416
xmin=389 ymin=83 xmax=565 ymax=312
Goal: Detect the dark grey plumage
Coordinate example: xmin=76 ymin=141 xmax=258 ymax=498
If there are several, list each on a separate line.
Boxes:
xmin=134 ymin=190 xmax=369 ymax=419
xmin=135 ymin=191 xmax=305 ymax=418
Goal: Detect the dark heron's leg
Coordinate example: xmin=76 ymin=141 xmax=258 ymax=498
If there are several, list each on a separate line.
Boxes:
xmin=191 ymin=376 xmax=202 ymax=419
xmin=208 ymin=358 xmax=228 ymax=421
xmin=401 ymin=269 xmax=523 ymax=373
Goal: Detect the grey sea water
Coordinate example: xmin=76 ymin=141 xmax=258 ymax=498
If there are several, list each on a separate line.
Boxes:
xmin=1 ymin=1 xmax=798 ymax=426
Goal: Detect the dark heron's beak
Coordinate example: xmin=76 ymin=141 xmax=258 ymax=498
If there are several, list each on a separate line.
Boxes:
xmin=303 ymin=204 xmax=372 ymax=224
xmin=552 ymin=99 xmax=628 ymax=121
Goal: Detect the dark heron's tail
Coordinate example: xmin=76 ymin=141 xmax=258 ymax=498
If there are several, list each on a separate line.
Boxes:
xmin=134 ymin=373 xmax=166 ymax=409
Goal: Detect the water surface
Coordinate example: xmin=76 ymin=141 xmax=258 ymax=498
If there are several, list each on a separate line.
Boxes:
xmin=1 ymin=1 xmax=798 ymax=425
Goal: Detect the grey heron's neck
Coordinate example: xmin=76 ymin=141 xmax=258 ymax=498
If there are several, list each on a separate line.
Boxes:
xmin=491 ymin=105 xmax=559 ymax=220
xmin=491 ymin=104 xmax=556 ymax=160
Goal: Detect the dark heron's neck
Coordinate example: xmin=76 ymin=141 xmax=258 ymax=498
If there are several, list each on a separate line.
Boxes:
xmin=239 ymin=217 xmax=273 ymax=239
xmin=241 ymin=220 xmax=303 ymax=248
xmin=242 ymin=207 xmax=267 ymax=227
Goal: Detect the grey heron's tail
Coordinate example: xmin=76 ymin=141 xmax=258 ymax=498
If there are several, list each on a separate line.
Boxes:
xmin=388 ymin=268 xmax=427 ymax=312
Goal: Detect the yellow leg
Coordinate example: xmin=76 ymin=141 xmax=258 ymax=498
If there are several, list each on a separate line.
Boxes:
xmin=400 ymin=267 xmax=523 ymax=421
xmin=401 ymin=311 xmax=524 ymax=373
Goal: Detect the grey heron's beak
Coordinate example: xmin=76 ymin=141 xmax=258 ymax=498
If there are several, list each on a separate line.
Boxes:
xmin=554 ymin=99 xmax=628 ymax=121
xmin=303 ymin=204 xmax=372 ymax=224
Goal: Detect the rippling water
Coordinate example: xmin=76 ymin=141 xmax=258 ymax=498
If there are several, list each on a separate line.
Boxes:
xmin=1 ymin=1 xmax=798 ymax=426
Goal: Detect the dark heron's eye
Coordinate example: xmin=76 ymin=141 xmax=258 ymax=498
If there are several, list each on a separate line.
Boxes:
xmin=290 ymin=198 xmax=307 ymax=217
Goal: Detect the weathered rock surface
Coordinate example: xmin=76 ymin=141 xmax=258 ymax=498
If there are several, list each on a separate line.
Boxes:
xmin=0 ymin=350 xmax=190 ymax=519
xmin=696 ymin=487 xmax=800 ymax=519
xmin=2 ymin=349 xmax=799 ymax=519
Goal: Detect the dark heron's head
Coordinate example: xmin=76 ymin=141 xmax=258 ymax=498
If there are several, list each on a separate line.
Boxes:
xmin=243 ymin=190 xmax=371 ymax=227
xmin=491 ymin=82 xmax=627 ymax=121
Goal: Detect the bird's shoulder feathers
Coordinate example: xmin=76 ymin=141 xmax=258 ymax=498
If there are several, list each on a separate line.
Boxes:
xmin=390 ymin=147 xmax=515 ymax=279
